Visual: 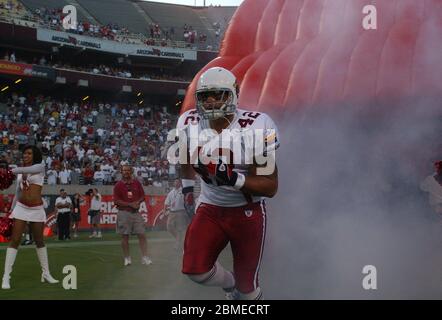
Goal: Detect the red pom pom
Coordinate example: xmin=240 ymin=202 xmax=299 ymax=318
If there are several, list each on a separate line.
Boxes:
xmin=0 ymin=168 xmax=15 ymax=191
xmin=0 ymin=217 xmax=13 ymax=239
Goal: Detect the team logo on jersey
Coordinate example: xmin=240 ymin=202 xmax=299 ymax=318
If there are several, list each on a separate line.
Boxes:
xmin=245 ymin=209 xmax=253 ymax=217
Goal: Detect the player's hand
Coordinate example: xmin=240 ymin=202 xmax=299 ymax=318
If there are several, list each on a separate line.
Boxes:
xmin=207 ymin=158 xmax=239 ymax=187
xmin=182 ymin=187 xmax=195 ymax=219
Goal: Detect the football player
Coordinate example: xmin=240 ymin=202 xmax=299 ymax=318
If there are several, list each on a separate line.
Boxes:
xmin=176 ymin=67 xmax=280 ymax=300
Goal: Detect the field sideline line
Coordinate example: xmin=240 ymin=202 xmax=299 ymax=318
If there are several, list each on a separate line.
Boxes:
xmin=0 ymin=238 xmax=174 ymax=250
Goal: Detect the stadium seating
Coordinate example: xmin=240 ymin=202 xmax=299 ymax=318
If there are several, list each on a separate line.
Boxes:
xmin=20 ymin=0 xmax=90 ymax=23
xmin=76 ymin=0 xmax=149 ymax=35
xmin=199 ymin=5 xmax=236 ymax=27
xmin=138 ymin=2 xmax=214 ymax=45
xmin=0 ymin=0 xmax=30 ymax=17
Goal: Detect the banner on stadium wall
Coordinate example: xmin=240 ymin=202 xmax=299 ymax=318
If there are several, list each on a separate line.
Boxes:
xmin=39 ymin=195 xmax=167 ymax=231
xmin=0 ymin=60 xmax=56 ymax=80
xmin=0 ymin=60 xmax=33 ymax=76
xmin=31 ymin=65 xmax=56 ymax=80
xmin=77 ymin=195 xmax=167 ymax=230
xmin=1 ymin=194 xmax=167 ymax=233
xmin=36 ymin=28 xmax=197 ymax=61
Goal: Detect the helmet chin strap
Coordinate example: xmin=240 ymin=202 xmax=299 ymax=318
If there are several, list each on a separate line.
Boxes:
xmin=221 ymin=114 xmax=233 ymax=127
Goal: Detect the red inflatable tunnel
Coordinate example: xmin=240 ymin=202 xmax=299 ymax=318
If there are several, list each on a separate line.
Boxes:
xmin=182 ymin=0 xmax=442 ymax=116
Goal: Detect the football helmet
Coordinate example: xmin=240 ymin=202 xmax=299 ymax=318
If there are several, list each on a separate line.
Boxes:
xmin=195 ymin=67 xmax=239 ymax=120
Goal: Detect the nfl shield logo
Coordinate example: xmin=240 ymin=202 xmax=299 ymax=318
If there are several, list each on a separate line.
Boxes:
xmin=245 ymin=210 xmax=253 ymax=217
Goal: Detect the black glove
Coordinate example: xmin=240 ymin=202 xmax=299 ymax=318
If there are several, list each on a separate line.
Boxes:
xmin=182 ymin=186 xmax=195 ymax=219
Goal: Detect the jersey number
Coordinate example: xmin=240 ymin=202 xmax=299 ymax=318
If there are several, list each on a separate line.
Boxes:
xmin=238 ymin=112 xmax=261 ymax=128
xmin=242 ymin=112 xmax=261 ymax=119
xmin=238 ymin=119 xmax=254 ymax=128
xmin=184 ymin=116 xmax=200 ymax=125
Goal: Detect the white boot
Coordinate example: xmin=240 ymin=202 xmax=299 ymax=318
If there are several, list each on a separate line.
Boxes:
xmin=36 ymin=247 xmax=59 ymax=284
xmin=2 ymin=248 xmax=17 ymax=289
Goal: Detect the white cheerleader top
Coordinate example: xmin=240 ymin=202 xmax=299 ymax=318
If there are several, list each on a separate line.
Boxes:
xmin=12 ymin=162 xmax=45 ymax=188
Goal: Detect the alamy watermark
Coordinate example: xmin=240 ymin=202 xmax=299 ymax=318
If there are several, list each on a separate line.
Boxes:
xmin=362 ymin=265 xmax=377 ymax=290
xmin=167 ymin=126 xmax=277 ymax=176
xmin=62 ymin=5 xmax=77 ymax=30
xmin=362 ymin=5 xmax=377 ymax=30
xmin=62 ymin=265 xmax=77 ymax=290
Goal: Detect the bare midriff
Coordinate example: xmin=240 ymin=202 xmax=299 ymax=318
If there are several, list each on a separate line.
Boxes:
xmin=19 ymin=184 xmax=43 ymax=207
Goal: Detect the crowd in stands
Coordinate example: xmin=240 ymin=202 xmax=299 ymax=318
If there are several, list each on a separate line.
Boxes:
xmin=0 ymin=0 xmax=28 ymax=17
xmin=0 ymin=93 xmax=179 ymax=187
xmin=33 ymin=6 xmax=133 ymax=42
xmin=182 ymin=24 xmax=207 ymax=46
xmin=1 ymin=0 xmax=227 ymax=51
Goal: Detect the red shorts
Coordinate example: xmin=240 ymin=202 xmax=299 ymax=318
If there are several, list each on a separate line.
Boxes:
xmin=182 ymin=200 xmax=267 ymax=293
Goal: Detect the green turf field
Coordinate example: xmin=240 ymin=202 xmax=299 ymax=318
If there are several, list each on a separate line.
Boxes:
xmin=0 ymin=232 xmax=233 ymax=300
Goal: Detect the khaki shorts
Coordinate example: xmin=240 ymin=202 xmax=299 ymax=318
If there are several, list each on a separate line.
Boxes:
xmin=117 ymin=211 xmax=145 ymax=235
xmin=167 ymin=210 xmax=190 ymax=232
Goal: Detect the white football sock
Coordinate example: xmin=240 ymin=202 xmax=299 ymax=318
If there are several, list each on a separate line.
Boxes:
xmin=239 ymin=287 xmax=263 ymax=300
xmin=188 ymin=261 xmax=235 ymax=289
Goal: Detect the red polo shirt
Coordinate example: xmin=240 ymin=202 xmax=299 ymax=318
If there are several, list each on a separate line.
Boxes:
xmin=113 ymin=179 xmax=145 ymax=212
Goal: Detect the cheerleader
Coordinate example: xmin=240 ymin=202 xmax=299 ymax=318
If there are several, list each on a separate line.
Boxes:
xmin=2 ymin=146 xmax=58 ymax=289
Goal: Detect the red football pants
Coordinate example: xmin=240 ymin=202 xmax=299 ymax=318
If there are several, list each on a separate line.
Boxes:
xmin=182 ymin=201 xmax=267 ymax=293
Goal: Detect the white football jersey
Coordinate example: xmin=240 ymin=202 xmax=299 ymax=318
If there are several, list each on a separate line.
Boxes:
xmin=176 ymin=108 xmax=280 ymax=207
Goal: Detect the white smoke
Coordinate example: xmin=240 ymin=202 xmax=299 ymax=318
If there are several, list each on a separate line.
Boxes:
xmin=262 ymin=101 xmax=442 ymax=299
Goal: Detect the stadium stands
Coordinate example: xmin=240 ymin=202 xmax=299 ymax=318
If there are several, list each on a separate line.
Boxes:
xmin=0 ymin=0 xmax=238 ymax=190
xmin=76 ymin=0 xmax=148 ymax=36
xmin=20 ymin=0 xmax=90 ymax=23
xmin=0 ymin=92 xmax=177 ymax=186
xmin=198 ymin=5 xmax=236 ymax=27
xmin=2 ymin=0 xmax=237 ymax=50
xmin=0 ymin=0 xmax=30 ymax=17
xmin=137 ymin=1 xmax=216 ymax=48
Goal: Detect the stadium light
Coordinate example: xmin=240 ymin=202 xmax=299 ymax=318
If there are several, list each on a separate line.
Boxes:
xmin=137 ymin=92 xmax=141 ymax=97
xmin=15 ymin=79 xmax=22 ymax=84
xmin=82 ymin=96 xmax=90 ymax=101
xmin=1 ymin=86 xmax=9 ymax=92
xmin=139 ymin=100 xmax=144 ymax=105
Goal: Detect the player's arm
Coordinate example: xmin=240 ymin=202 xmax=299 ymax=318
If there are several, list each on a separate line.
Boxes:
xmin=175 ymin=110 xmax=198 ymax=217
xmin=239 ymin=114 xmax=280 ymax=198
xmin=240 ymin=164 xmax=278 ymax=198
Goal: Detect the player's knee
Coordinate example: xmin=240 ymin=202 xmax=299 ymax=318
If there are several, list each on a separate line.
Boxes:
xmin=187 ymin=269 xmax=213 ymax=284
xmin=238 ymin=287 xmax=263 ymax=300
